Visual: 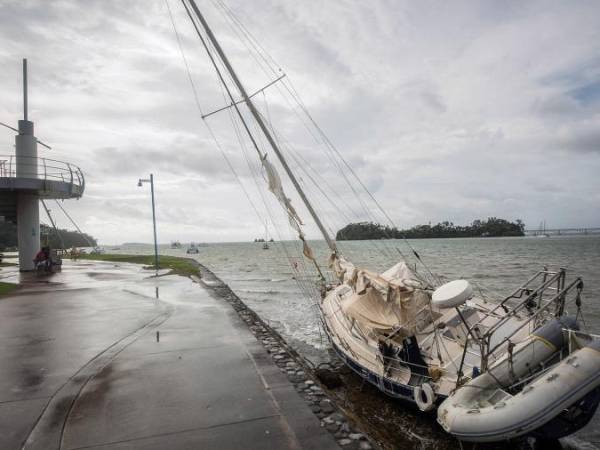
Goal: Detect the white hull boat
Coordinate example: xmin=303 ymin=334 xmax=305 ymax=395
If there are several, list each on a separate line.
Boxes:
xmin=186 ymin=242 xmax=200 ymax=254
xmin=322 ymin=260 xmax=600 ymax=441
xmin=175 ymin=1 xmax=600 ymax=443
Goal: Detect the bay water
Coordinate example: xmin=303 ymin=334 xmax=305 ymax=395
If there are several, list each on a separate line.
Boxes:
xmin=115 ymin=235 xmax=600 ymax=447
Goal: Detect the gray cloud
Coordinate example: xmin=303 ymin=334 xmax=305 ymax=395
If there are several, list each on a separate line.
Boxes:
xmin=1 ymin=0 xmax=600 ymax=244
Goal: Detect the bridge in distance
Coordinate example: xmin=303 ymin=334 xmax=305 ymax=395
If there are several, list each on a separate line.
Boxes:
xmin=523 ymin=227 xmax=600 ymax=236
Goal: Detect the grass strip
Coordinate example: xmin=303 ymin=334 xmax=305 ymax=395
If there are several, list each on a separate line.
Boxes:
xmin=74 ymin=254 xmax=200 ymax=277
xmin=0 ymin=281 xmax=18 ymax=297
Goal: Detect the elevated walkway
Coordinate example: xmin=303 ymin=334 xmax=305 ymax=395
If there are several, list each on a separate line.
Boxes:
xmin=0 ymin=155 xmax=84 ymax=222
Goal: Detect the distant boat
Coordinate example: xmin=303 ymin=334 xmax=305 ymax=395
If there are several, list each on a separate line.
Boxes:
xmin=536 ymin=220 xmax=550 ymax=238
xmin=186 ymin=242 xmax=200 ymax=254
xmin=262 ymin=221 xmax=270 ymax=250
xmin=170 ymin=241 xmax=182 ymax=249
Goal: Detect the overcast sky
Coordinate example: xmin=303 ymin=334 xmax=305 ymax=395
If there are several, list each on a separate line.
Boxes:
xmin=0 ymin=0 xmax=599 ymax=244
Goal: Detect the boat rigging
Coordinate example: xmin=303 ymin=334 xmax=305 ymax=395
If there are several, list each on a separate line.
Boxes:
xmin=171 ymin=0 xmax=600 ymax=443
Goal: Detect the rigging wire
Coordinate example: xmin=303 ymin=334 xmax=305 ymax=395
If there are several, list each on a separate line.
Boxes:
xmin=205 ymin=0 xmax=380 ymax=238
xmin=206 ymin=0 xmax=432 ymax=276
xmin=166 ymin=0 xmax=323 ymax=307
xmin=254 ymin=105 xmax=398 ymax=262
xmin=264 ymin=106 xmax=401 ymax=261
xmin=166 ymin=0 xmax=265 ymax=226
xmin=211 ymin=1 xmax=439 ymax=280
xmin=40 ymin=200 xmax=65 ymax=249
xmin=205 ymin=0 xmax=404 ymax=264
xmin=53 ymin=200 xmax=96 ymax=248
xmin=172 ymin=0 xmax=438 ymax=292
xmin=224 ymin=90 xmax=310 ymax=285
xmin=260 ymin=91 xmax=364 ymax=223
xmin=168 ymin=0 xmax=313 ymax=296
xmin=282 ymin=78 xmax=441 ymax=284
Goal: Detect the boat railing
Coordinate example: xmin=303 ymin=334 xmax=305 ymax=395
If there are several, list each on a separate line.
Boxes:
xmin=379 ymin=354 xmax=436 ymax=379
xmin=483 ymin=268 xmax=566 ymax=336
xmin=566 ymin=329 xmax=600 ymax=353
xmin=479 ymin=273 xmax=584 ymax=371
xmin=0 ymin=154 xmax=85 ymax=192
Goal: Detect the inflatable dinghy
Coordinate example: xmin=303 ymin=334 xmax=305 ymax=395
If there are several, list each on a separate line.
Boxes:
xmin=437 ymin=319 xmax=600 ymax=442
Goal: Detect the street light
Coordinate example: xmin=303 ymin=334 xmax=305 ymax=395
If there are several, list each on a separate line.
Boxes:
xmin=138 ymin=174 xmax=159 ymax=276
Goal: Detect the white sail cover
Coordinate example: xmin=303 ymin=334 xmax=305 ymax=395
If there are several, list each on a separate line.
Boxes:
xmin=334 ymin=257 xmax=431 ymax=336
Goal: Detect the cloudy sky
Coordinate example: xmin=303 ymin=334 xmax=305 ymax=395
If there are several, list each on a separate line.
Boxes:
xmin=0 ymin=0 xmax=599 ymax=244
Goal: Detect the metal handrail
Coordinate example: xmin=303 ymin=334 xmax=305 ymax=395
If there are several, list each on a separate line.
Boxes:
xmin=0 ymin=154 xmax=84 ymax=190
xmin=479 ymin=276 xmax=583 ymax=371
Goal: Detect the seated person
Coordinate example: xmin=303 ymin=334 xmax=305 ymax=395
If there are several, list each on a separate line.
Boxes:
xmin=33 ymin=246 xmax=52 ymax=271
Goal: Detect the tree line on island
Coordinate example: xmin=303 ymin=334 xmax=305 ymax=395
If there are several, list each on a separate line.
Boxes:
xmin=336 ymin=218 xmax=525 ymax=241
xmin=0 ymin=221 xmax=97 ymax=251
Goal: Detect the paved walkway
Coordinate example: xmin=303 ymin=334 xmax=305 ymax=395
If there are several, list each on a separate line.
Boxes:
xmin=0 ymin=260 xmax=339 ymax=450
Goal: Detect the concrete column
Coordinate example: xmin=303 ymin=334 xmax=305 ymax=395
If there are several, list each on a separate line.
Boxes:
xmin=16 ymin=119 xmax=39 ymax=271
xmin=17 ymin=193 xmax=39 ymax=271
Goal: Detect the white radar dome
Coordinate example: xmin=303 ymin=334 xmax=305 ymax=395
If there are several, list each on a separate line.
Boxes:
xmin=432 ymin=280 xmax=473 ymax=308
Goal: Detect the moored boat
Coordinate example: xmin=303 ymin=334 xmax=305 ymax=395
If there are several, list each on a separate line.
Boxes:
xmin=173 ymin=1 xmax=600 ymax=443
xmin=186 ymin=242 xmax=200 ymax=254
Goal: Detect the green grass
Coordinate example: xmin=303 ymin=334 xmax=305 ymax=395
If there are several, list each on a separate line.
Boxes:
xmin=0 ymin=281 xmax=18 ymax=296
xmin=75 ymin=254 xmax=200 ymax=277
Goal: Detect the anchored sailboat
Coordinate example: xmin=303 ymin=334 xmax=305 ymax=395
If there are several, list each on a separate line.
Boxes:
xmin=262 ymin=221 xmax=269 ymax=250
xmin=176 ymin=1 xmax=600 ymax=443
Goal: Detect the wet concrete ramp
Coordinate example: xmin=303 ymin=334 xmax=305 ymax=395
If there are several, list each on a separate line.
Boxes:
xmin=0 ymin=261 xmax=338 ymax=450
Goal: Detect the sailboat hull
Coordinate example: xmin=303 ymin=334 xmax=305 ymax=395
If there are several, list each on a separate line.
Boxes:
xmin=328 ymin=338 xmax=444 ymax=404
xmin=320 ymin=284 xmax=440 ymax=408
xmin=320 ymin=278 xmax=600 ymax=443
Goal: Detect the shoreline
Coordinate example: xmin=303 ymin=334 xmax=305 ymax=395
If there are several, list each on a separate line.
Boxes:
xmin=192 ymin=261 xmax=378 ymax=450
xmin=76 ymin=254 xmax=378 ymax=450
xmin=74 ymin=255 xmax=590 ymax=450
xmin=190 ymin=261 xmax=461 ymax=450
xmin=186 ymin=261 xmax=584 ymax=450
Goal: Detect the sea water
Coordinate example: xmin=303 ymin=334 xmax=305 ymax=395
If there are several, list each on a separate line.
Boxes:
xmin=117 ymin=235 xmax=600 ymax=447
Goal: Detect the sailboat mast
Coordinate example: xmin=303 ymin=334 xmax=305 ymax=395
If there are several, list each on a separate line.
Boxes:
xmin=186 ymin=0 xmax=337 ymax=253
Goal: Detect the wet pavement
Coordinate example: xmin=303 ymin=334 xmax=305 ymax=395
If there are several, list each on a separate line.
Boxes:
xmin=0 ymin=260 xmax=339 ymax=450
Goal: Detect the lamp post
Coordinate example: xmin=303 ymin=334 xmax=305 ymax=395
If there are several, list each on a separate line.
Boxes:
xmin=138 ymin=174 xmax=159 ymax=276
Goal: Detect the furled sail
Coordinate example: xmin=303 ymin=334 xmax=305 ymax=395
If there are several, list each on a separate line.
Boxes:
xmin=261 ymin=153 xmax=317 ymax=263
xmin=262 ymin=154 xmax=303 ymax=231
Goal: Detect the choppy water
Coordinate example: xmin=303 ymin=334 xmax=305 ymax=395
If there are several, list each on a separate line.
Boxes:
xmin=115 ymin=235 xmax=600 ymax=447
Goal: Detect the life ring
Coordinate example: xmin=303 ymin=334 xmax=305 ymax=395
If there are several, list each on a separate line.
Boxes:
xmin=414 ymin=382 xmax=436 ymax=412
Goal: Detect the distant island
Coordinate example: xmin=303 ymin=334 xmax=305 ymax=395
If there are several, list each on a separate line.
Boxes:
xmin=336 ymin=218 xmax=525 ymax=241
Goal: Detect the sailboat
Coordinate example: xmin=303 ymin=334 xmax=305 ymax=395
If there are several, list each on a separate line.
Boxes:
xmin=536 ymin=220 xmax=550 ymax=238
xmin=186 ymin=242 xmax=200 ymax=254
xmin=262 ymin=221 xmax=269 ymax=250
xmin=177 ymin=1 xmax=600 ymax=443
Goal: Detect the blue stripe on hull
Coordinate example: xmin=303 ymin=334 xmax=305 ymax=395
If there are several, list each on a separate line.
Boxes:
xmin=330 ymin=340 xmax=446 ymax=404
